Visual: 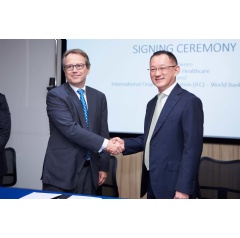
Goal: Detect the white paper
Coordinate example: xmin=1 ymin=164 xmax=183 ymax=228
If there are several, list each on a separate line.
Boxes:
xmin=20 ymin=192 xmax=102 ymax=199
xmin=20 ymin=192 xmax=62 ymax=199
xmin=67 ymin=195 xmax=102 ymax=199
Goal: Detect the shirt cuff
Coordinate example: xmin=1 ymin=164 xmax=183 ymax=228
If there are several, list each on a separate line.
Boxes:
xmin=99 ymin=138 xmax=109 ymax=153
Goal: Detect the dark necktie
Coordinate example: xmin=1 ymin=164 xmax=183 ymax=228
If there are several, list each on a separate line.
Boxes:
xmin=77 ymin=89 xmax=90 ymax=160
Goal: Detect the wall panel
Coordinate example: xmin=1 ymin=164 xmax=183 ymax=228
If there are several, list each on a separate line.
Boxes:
xmin=116 ymin=144 xmax=240 ymax=198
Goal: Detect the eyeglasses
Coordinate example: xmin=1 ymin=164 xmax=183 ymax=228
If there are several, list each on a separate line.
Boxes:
xmin=148 ymin=65 xmax=177 ymax=73
xmin=64 ymin=64 xmax=86 ymax=71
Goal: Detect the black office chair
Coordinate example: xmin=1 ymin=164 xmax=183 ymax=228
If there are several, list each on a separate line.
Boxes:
xmin=198 ymin=156 xmax=240 ymax=199
xmin=97 ymin=155 xmax=119 ymax=198
xmin=2 ymin=147 xmax=17 ymax=187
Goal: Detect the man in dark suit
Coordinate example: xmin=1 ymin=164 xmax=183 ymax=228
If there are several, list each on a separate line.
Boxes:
xmin=111 ymin=50 xmax=204 ymax=199
xmin=0 ymin=93 xmax=11 ymax=186
xmin=41 ymin=49 xmax=123 ymax=195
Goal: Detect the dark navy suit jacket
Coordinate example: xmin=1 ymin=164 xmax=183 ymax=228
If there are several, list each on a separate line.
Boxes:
xmin=41 ymin=83 xmax=110 ymax=190
xmin=0 ymin=93 xmax=11 ymax=177
xmin=123 ymin=84 xmax=204 ymax=198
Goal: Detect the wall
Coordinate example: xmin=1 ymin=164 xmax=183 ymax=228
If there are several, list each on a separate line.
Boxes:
xmin=115 ymin=143 xmax=240 ymax=198
xmin=0 ymin=39 xmax=62 ymax=189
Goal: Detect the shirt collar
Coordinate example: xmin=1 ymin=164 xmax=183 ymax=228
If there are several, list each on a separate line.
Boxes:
xmin=69 ymin=83 xmax=86 ymax=94
xmin=161 ymin=82 xmax=177 ymax=96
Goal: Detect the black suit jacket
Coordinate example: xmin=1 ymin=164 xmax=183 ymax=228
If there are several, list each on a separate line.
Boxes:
xmin=0 ymin=93 xmax=11 ymax=177
xmin=41 ymin=83 xmax=110 ymax=190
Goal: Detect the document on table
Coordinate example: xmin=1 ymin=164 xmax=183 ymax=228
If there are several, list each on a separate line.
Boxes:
xmin=67 ymin=195 xmax=102 ymax=199
xmin=20 ymin=192 xmax=63 ymax=199
xmin=20 ymin=192 xmax=102 ymax=199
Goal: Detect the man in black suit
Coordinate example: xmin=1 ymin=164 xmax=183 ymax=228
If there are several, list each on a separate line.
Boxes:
xmin=41 ymin=49 xmax=123 ymax=195
xmin=0 ymin=93 xmax=11 ymax=186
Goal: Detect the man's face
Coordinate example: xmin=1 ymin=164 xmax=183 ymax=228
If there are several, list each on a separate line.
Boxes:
xmin=64 ymin=53 xmax=90 ymax=88
xmin=149 ymin=54 xmax=180 ymax=92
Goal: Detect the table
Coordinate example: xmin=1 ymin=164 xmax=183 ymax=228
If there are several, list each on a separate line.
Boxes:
xmin=0 ymin=186 xmax=114 ymax=199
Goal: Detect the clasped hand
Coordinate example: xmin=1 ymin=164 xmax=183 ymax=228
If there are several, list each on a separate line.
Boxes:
xmin=105 ymin=137 xmax=124 ymax=155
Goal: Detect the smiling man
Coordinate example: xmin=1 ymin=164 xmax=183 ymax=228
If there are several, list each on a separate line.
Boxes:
xmin=111 ymin=50 xmax=204 ymax=199
xmin=41 ymin=49 xmax=123 ymax=195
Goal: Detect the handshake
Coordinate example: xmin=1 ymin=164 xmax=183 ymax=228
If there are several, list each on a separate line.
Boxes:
xmin=105 ymin=137 xmax=125 ymax=155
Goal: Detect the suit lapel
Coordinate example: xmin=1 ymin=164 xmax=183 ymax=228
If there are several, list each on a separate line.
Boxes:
xmin=85 ymin=86 xmax=94 ymax=132
xmin=145 ymin=95 xmax=158 ymax=138
xmin=152 ymin=84 xmax=182 ymax=137
xmin=64 ymin=83 xmax=88 ymax=129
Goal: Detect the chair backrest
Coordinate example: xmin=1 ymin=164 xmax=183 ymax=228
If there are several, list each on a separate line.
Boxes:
xmin=97 ymin=155 xmax=119 ymax=198
xmin=198 ymin=156 xmax=240 ymax=199
xmin=2 ymin=147 xmax=17 ymax=187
